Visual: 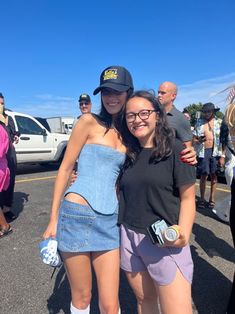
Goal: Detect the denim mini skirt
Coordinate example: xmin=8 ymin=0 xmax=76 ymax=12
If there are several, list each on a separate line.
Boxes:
xmin=56 ymin=199 xmax=120 ymax=252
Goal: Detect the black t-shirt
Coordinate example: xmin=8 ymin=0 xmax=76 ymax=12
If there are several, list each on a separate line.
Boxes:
xmin=118 ymin=139 xmax=196 ymax=234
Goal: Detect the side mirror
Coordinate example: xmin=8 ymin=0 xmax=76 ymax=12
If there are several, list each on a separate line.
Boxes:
xmin=41 ymin=128 xmax=47 ymax=136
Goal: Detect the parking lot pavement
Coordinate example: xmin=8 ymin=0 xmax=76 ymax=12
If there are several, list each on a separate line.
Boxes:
xmin=0 ymin=167 xmax=234 ymax=314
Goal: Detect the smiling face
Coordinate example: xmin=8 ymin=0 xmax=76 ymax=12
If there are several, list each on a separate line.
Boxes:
xmin=101 ymin=88 xmax=128 ymax=116
xmin=125 ymin=96 xmax=159 ymax=147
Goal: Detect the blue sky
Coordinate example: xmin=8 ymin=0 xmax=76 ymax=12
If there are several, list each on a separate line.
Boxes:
xmin=1 ymin=0 xmax=235 ymax=118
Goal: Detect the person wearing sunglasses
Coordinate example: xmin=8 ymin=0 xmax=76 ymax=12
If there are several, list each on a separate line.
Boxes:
xmin=118 ymin=90 xmax=196 ymax=314
xmin=78 ymin=93 xmax=92 ymax=117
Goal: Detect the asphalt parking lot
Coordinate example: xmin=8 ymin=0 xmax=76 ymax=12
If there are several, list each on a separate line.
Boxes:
xmin=0 ymin=164 xmax=234 ymax=314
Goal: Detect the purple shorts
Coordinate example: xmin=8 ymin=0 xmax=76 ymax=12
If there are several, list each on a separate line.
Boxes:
xmin=120 ymin=225 xmax=193 ymax=285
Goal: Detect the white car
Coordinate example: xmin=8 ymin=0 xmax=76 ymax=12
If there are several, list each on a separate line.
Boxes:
xmin=6 ymin=110 xmax=70 ymax=164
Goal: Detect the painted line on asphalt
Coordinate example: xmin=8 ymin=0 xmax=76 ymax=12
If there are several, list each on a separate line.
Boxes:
xmin=15 ymin=176 xmax=230 ymax=193
xmin=15 ymin=175 xmax=56 ymax=183
xmin=195 ymin=182 xmax=230 ymax=193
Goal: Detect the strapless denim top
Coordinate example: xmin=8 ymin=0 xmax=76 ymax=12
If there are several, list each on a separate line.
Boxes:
xmin=65 ymin=144 xmax=126 ymax=214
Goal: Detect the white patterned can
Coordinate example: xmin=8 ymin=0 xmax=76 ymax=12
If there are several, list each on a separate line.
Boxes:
xmin=163 ymin=225 xmax=180 ymax=242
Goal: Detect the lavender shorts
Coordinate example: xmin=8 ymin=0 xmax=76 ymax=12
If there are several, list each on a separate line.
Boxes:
xmin=120 ymin=225 xmax=193 ymax=285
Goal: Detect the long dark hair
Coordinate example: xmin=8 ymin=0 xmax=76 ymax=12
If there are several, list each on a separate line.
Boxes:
xmin=120 ymin=90 xmax=174 ymax=166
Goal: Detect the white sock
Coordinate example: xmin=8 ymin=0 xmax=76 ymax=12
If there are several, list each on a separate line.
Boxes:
xmin=70 ymin=302 xmax=90 ymax=314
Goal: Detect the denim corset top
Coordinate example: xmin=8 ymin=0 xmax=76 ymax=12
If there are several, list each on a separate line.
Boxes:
xmin=65 ymin=144 xmax=126 ymax=214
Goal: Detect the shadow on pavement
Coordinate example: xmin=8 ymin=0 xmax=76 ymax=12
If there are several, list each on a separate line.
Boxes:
xmin=196 ymin=196 xmax=230 ymax=225
xmin=191 ymin=245 xmax=232 ymax=314
xmin=16 ymin=163 xmax=60 ymax=175
xmin=6 ymin=191 xmax=30 ymax=222
xmin=47 ymin=267 xmax=137 ymax=314
xmin=193 ymin=223 xmax=235 ymax=262
xmin=192 ymin=218 xmax=235 ymax=313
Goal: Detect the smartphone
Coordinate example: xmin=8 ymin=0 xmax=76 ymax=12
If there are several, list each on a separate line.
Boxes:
xmin=146 ymin=219 xmax=168 ymax=245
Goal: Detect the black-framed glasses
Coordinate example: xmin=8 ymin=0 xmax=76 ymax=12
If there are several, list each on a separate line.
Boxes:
xmin=126 ymin=109 xmax=157 ymax=123
xmin=79 ymin=102 xmax=89 ymax=106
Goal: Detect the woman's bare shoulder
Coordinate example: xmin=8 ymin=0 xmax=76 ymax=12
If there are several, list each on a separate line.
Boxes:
xmin=74 ymin=113 xmax=101 ymax=128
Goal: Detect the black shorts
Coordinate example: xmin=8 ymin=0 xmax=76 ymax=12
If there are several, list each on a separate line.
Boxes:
xmin=197 ymin=148 xmax=219 ymax=176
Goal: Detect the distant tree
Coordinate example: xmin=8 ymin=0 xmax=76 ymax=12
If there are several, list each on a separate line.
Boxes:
xmin=183 ymin=103 xmax=224 ymax=127
xmin=183 ymin=103 xmax=203 ymax=127
xmin=215 ymin=111 xmax=224 ymax=120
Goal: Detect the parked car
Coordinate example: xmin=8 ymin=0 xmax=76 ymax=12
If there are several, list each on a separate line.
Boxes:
xmin=6 ymin=110 xmax=70 ymax=164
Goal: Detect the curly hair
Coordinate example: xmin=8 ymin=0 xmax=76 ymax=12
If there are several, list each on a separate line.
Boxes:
xmin=119 ymin=90 xmax=174 ymax=167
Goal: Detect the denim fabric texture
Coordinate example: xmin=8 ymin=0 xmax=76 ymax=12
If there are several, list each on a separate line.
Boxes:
xmin=65 ymin=144 xmax=125 ymax=214
xmin=57 ymin=200 xmax=120 ymax=252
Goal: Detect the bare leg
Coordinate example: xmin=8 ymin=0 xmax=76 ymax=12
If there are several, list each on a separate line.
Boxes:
xmin=0 ymin=208 xmax=9 ymax=229
xmin=61 ymin=252 xmax=92 ymax=310
xmin=157 ymin=268 xmax=192 ymax=314
xmin=125 ymin=271 xmax=160 ymax=314
xmin=209 ymin=173 xmax=217 ymax=203
xmin=200 ymin=175 xmax=207 ymax=201
xmin=92 ymin=249 xmax=120 ymax=314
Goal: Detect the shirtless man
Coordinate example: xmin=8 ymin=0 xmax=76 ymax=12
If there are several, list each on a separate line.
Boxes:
xmin=193 ymin=102 xmax=224 ymax=208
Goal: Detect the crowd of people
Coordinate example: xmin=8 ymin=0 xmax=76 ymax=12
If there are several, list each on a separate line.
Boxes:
xmin=1 ymin=66 xmax=234 ymax=313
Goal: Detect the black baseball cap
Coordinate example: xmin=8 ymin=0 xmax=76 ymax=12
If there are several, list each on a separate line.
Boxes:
xmin=93 ymin=66 xmax=134 ymax=95
xmin=79 ymin=93 xmax=91 ymax=103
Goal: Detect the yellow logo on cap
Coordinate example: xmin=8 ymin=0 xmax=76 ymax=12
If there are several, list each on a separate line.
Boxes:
xmin=103 ymin=69 xmax=118 ymax=81
xmin=81 ymin=94 xmax=87 ymax=98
